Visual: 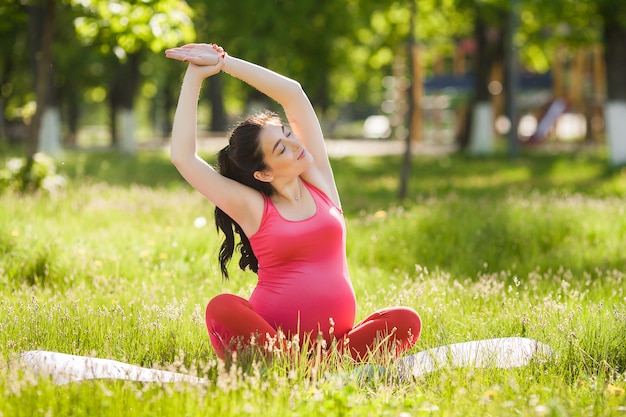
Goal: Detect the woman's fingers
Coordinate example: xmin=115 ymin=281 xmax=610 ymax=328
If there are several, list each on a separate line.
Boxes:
xmin=165 ymin=44 xmax=221 ymax=65
xmin=165 ymin=50 xmax=195 ymax=63
xmin=164 ymin=50 xmax=186 ymax=61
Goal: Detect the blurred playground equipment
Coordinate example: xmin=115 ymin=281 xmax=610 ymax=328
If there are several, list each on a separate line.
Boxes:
xmin=379 ymin=41 xmax=606 ymax=147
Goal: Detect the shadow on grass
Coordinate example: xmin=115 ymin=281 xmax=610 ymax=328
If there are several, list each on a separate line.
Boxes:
xmin=336 ymin=149 xmax=624 ymax=214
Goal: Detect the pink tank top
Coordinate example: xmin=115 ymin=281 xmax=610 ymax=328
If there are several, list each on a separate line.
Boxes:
xmin=248 ymin=181 xmax=356 ymax=342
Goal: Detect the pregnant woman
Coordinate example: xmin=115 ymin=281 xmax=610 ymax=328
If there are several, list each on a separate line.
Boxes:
xmin=165 ymin=43 xmax=421 ymax=361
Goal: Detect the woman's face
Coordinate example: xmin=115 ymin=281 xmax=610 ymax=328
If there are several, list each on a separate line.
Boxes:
xmin=257 ymin=122 xmax=312 ymax=180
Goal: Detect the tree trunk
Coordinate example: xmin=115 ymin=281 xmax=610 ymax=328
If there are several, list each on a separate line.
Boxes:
xmin=26 ymin=0 xmax=56 ymax=158
xmin=0 ymin=53 xmax=14 ymax=141
xmin=459 ymin=8 xmax=505 ymax=154
xmin=157 ymin=84 xmax=173 ymax=139
xmin=0 ymin=100 xmax=5 ymax=142
xmin=109 ymin=51 xmax=142 ymax=152
xmin=399 ymin=1 xmax=417 ymax=200
xmin=208 ymin=76 xmax=227 ymax=132
xmin=64 ymin=88 xmax=80 ymax=147
xmin=603 ymin=21 xmax=626 ymax=102
xmin=38 ymin=107 xmax=62 ymax=154
xmin=109 ymin=92 xmax=118 ymax=146
xmin=38 ymin=73 xmax=62 ymax=155
xmin=602 ymin=14 xmax=626 ymax=165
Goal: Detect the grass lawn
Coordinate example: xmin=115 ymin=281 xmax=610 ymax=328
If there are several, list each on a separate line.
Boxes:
xmin=1 ymin=143 xmax=625 ymax=416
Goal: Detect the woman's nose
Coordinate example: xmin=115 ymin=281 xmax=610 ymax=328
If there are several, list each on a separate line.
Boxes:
xmin=288 ymin=137 xmax=300 ymax=149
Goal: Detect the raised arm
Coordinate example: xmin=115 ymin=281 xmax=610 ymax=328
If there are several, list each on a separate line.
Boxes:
xmin=166 ymin=44 xmax=265 ymax=236
xmin=219 ymin=54 xmax=340 ymax=206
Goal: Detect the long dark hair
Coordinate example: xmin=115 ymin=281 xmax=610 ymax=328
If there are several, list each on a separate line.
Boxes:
xmin=214 ymin=110 xmax=280 ymax=279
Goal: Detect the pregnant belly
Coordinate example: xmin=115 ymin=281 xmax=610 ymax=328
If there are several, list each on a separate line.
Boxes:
xmin=249 ymin=274 xmax=356 ymax=341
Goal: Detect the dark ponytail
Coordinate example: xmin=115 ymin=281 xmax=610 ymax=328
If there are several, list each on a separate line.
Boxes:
xmin=214 ymin=111 xmax=280 ymax=279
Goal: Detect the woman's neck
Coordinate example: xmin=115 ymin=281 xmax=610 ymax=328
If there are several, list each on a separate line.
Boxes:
xmin=272 ymin=176 xmax=303 ymax=205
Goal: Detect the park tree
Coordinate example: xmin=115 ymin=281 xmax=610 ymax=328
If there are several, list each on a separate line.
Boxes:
xmin=71 ymin=0 xmax=195 ymax=152
xmin=26 ymin=0 xmax=57 ymax=160
xmin=37 ymin=1 xmax=94 ymax=154
xmin=597 ymin=0 xmax=626 ymax=165
xmin=1 ymin=0 xmax=79 ymax=154
xmin=198 ymin=0 xmax=363 ymax=121
xmin=54 ymin=12 xmax=107 ymax=148
xmin=0 ymin=1 xmax=30 ymax=143
xmin=452 ymin=0 xmax=508 ymax=155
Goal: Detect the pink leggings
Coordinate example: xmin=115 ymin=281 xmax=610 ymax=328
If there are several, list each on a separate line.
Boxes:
xmin=205 ymin=293 xmax=422 ymax=361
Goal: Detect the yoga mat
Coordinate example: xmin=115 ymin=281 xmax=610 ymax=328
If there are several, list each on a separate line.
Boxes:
xmin=19 ymin=337 xmax=552 ymax=385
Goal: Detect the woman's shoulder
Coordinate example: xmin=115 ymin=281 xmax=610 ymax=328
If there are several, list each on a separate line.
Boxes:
xmin=301 ymin=173 xmax=341 ymax=210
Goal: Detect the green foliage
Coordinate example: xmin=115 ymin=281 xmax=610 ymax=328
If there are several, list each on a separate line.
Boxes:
xmin=71 ymin=0 xmax=195 ymax=57
xmin=0 ymin=0 xmax=34 ymax=125
xmin=0 ymin=153 xmax=66 ymax=194
xmin=521 ymin=0 xmax=603 ymax=73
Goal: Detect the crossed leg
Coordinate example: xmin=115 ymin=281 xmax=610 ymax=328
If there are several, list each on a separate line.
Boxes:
xmin=340 ymin=307 xmax=422 ymax=360
xmin=205 ymin=293 xmax=421 ymax=361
